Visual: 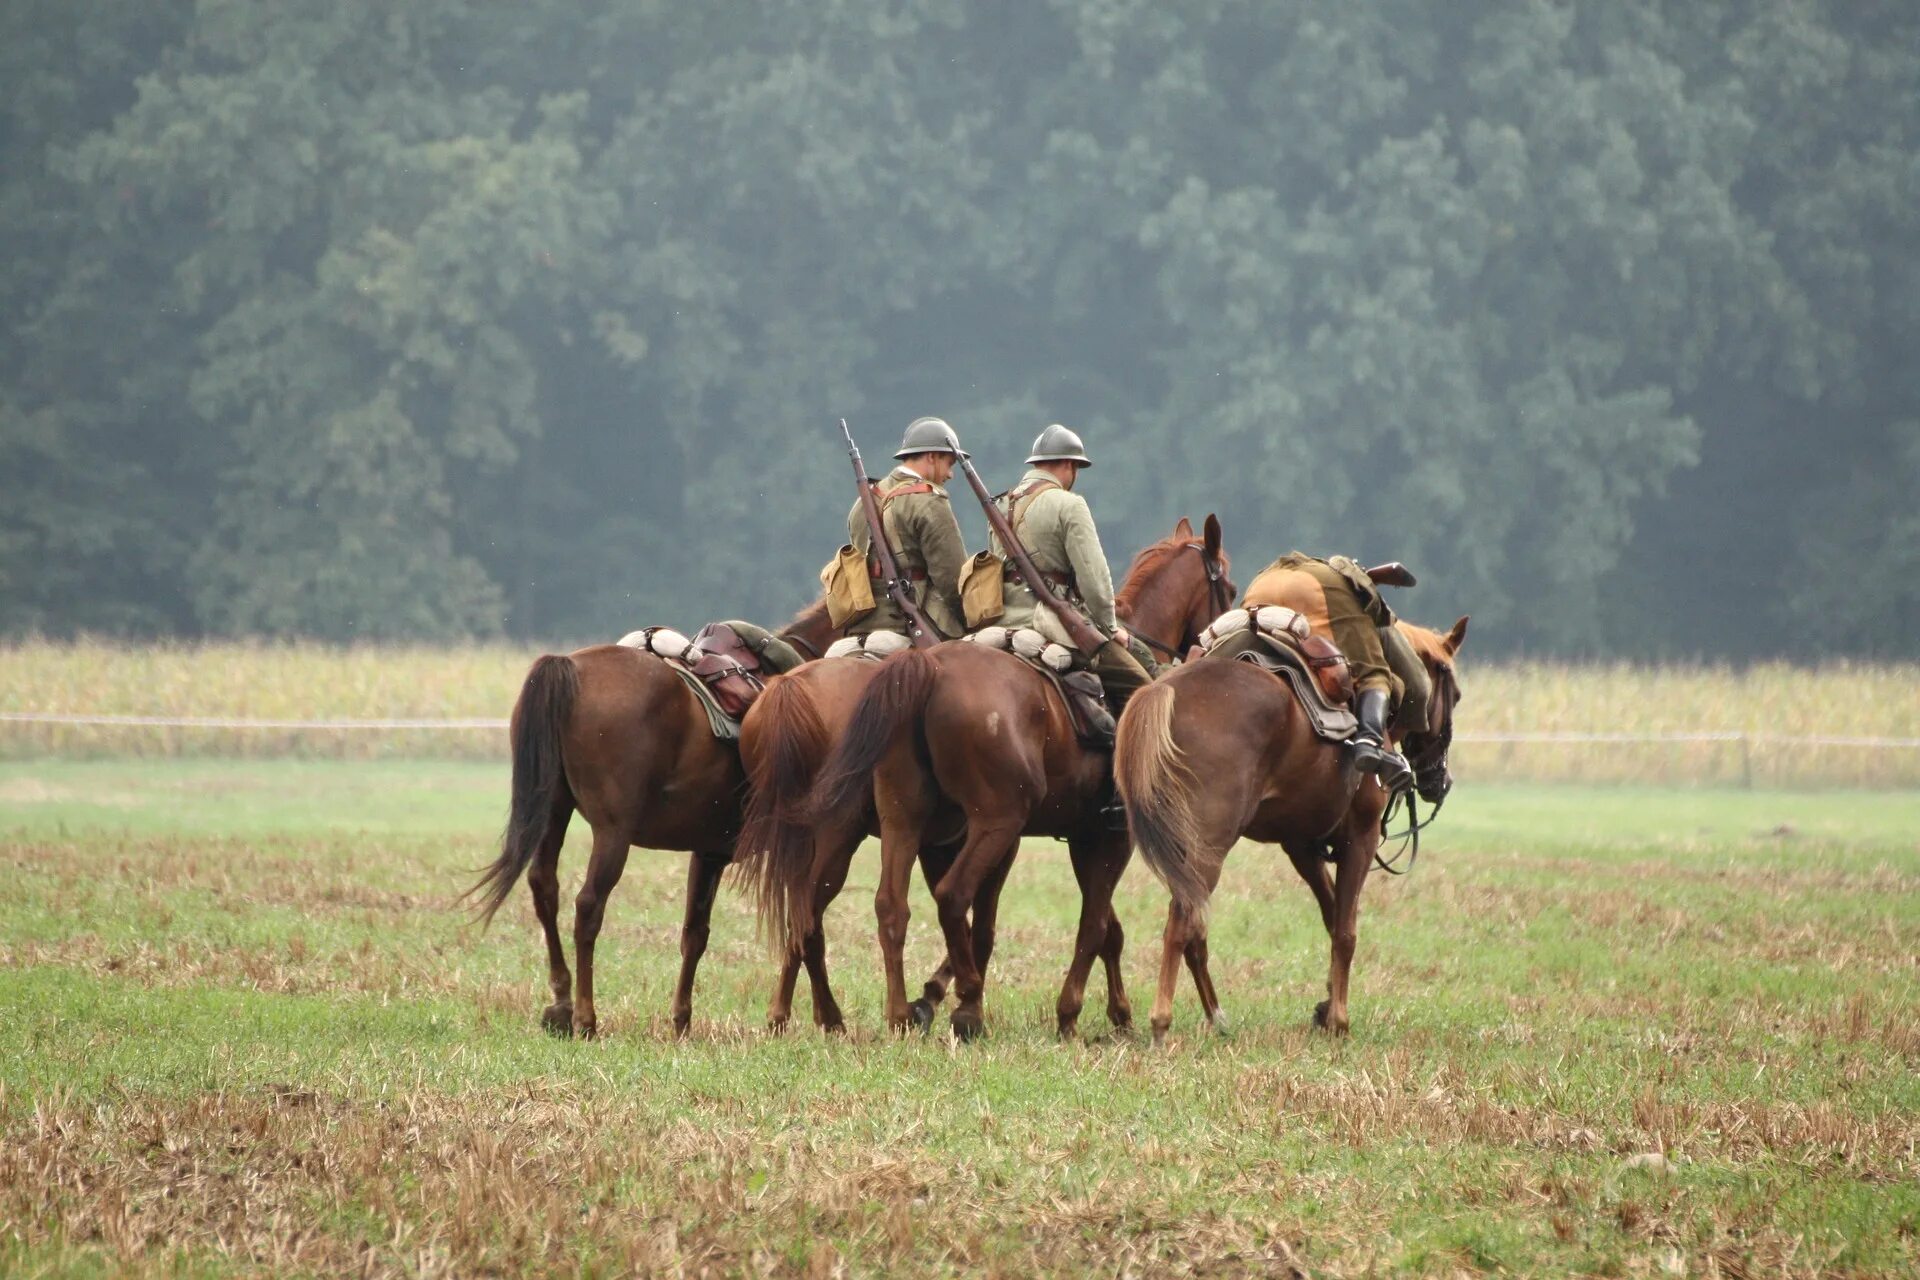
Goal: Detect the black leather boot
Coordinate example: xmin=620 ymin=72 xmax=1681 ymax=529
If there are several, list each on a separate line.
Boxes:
xmin=1349 ymin=689 xmax=1414 ymax=792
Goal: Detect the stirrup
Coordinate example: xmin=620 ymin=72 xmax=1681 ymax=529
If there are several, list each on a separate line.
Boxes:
xmin=1351 ymin=739 xmax=1414 ymax=794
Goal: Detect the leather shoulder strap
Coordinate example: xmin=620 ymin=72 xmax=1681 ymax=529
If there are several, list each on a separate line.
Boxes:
xmin=1007 ymin=477 xmax=1061 ymax=540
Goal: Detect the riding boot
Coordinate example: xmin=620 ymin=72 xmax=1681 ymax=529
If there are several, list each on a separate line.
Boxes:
xmin=1349 ymin=688 xmax=1414 ymax=792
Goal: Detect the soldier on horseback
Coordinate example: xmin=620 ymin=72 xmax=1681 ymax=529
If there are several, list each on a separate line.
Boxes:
xmin=992 ymin=424 xmax=1153 ymax=716
xmin=1243 ymin=553 xmax=1433 ymax=792
xmin=844 ymin=416 xmax=971 ymax=642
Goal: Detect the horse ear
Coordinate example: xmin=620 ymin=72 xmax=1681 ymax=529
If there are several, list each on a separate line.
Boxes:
xmin=1445 ymin=615 xmax=1470 ymax=653
xmin=1203 ymin=513 xmax=1222 ymax=556
xmin=1172 ymin=516 xmax=1195 ymax=540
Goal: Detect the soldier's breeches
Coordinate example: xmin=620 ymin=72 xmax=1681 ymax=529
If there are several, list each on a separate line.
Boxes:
xmin=1091 ymin=640 xmax=1152 ymax=715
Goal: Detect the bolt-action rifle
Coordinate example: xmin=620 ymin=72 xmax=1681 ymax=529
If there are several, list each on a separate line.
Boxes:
xmin=842 ymin=419 xmax=940 ymax=649
xmin=946 ymin=432 xmax=1107 ymax=656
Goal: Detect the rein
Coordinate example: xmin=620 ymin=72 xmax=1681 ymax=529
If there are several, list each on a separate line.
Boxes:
xmin=1375 ymin=786 xmax=1445 ymax=875
xmin=1132 ymin=542 xmax=1233 ymax=661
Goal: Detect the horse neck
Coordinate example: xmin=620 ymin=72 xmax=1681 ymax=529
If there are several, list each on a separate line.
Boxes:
xmin=778 ymin=603 xmax=836 ymax=657
xmin=1118 ymin=555 xmax=1204 ymax=654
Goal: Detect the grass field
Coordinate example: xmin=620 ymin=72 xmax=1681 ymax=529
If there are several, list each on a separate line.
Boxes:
xmin=4 ymin=641 xmax=1919 ymax=788
xmin=1 ymin=759 xmax=1916 ymax=1276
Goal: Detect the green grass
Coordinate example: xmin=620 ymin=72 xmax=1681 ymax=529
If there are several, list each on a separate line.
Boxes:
xmin=2 ymin=761 xmax=1916 ymax=1276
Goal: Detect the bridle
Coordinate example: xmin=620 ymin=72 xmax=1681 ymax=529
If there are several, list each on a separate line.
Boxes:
xmin=1132 ymin=541 xmax=1234 ymax=662
xmin=1375 ymin=663 xmax=1459 ymax=876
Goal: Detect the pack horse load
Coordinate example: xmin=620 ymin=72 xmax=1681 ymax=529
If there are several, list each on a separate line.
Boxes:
xmin=470 ymin=417 xmax=1468 ymax=1043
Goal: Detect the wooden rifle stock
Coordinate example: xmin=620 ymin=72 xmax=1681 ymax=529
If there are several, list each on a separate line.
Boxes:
xmin=841 ymin=420 xmax=940 ymax=648
xmin=951 ymin=454 xmax=1106 ymax=656
xmin=1366 ymin=561 xmax=1418 ymax=589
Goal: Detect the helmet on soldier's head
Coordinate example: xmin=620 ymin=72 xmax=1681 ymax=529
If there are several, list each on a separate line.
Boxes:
xmin=1026 ymin=423 xmax=1092 ymax=468
xmin=895 ymin=416 xmax=968 ymax=459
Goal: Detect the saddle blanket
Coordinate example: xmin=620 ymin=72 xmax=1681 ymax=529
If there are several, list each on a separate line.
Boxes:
xmin=1196 ymin=607 xmax=1358 ymax=743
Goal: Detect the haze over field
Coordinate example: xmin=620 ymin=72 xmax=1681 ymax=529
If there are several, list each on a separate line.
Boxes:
xmin=4 ymin=3 xmax=1918 ymax=657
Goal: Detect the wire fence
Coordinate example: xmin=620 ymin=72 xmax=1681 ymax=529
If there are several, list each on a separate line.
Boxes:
xmin=4 ymin=712 xmax=1919 ymax=787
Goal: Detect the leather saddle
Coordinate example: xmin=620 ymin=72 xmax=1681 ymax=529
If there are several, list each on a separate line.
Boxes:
xmin=687 ymin=622 xmax=768 ymax=721
xmin=1195 ymin=610 xmax=1359 ymax=743
xmin=1054 ymin=668 xmax=1115 ymax=748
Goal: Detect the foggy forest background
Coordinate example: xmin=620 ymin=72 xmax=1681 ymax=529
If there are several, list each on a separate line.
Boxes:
xmin=3 ymin=0 xmax=1917 ymax=658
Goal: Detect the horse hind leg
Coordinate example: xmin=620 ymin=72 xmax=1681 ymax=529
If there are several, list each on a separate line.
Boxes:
xmin=670 ymin=849 xmax=729 ymax=1037
xmin=1057 ymin=829 xmax=1130 ymax=1039
xmin=1148 ymin=851 xmax=1227 ymax=1046
xmin=931 ymin=819 xmax=1024 ymax=1042
xmin=525 ymin=801 xmax=575 ymax=1037
xmin=769 ymin=829 xmax=857 ymax=1035
xmin=908 ymin=842 xmax=961 ymax=1032
xmin=571 ymin=828 xmax=632 ymax=1040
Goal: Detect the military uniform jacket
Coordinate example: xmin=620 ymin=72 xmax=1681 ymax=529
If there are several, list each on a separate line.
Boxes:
xmin=991 ymin=469 xmax=1120 ymax=637
xmin=845 ymin=465 xmax=968 ymax=639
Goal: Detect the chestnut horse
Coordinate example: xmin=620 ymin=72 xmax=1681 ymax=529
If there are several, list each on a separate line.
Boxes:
xmin=763 ymin=517 xmax=1236 ymax=1039
xmin=468 ymin=602 xmax=838 ymax=1039
xmin=1114 ymin=612 xmax=1467 ymax=1044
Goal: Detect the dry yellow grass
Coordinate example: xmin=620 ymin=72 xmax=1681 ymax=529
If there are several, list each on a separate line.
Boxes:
xmin=1 ymin=641 xmax=1916 ymax=785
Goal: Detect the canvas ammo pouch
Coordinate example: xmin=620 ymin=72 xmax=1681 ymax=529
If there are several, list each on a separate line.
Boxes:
xmin=820 ymin=543 xmax=876 ymax=628
xmin=958 ymin=549 xmax=1006 ymax=629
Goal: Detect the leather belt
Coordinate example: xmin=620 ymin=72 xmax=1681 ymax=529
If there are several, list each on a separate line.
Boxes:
xmin=869 ymin=562 xmax=927 ymax=581
xmin=1007 ymin=565 xmax=1074 ymax=594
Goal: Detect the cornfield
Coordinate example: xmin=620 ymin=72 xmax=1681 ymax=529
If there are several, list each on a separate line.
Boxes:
xmin=1 ymin=641 xmax=1915 ymax=787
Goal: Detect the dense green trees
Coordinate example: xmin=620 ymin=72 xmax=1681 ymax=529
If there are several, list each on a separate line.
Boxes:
xmin=4 ymin=1 xmax=1916 ymax=654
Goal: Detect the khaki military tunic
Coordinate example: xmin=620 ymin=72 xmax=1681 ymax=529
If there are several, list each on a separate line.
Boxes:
xmin=991 ymin=469 xmax=1150 ymax=711
xmin=845 ymin=465 xmax=968 ymax=639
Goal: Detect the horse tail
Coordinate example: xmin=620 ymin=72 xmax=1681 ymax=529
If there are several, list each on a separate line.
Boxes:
xmin=735 ymin=676 xmax=829 ymax=955
xmin=1114 ymin=679 xmax=1211 ymax=917
xmin=468 ymin=654 xmax=578 ymax=924
xmin=808 ymin=647 xmax=939 ymax=826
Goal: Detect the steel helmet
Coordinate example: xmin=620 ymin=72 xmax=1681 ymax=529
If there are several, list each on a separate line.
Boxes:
xmin=1026 ymin=423 xmax=1092 ymax=467
xmin=894 ymin=416 xmax=968 ymax=459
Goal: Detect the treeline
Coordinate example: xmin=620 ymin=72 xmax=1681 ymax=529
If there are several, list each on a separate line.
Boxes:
xmin=3 ymin=1 xmax=1916 ymax=656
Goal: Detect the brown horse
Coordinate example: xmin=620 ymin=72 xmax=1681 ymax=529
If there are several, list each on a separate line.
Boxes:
xmin=765 ymin=517 xmax=1236 ymax=1039
xmin=1114 ymin=612 xmax=1467 ymax=1044
xmin=468 ymin=603 xmax=838 ymax=1039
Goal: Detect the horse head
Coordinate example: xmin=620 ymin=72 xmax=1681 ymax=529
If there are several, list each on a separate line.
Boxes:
xmin=1117 ymin=514 xmax=1239 ymax=661
xmin=1399 ymin=616 xmax=1469 ymax=806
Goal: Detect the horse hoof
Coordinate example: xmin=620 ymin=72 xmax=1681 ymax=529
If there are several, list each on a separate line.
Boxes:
xmin=1311 ymin=1000 xmax=1349 ymax=1036
xmin=1056 ymin=1016 xmax=1080 ymax=1041
xmin=1149 ymin=1018 xmax=1171 ymax=1049
xmin=908 ymin=999 xmax=935 ymax=1033
xmin=767 ymin=1015 xmax=791 ymax=1036
xmin=672 ymin=1015 xmax=692 ymax=1039
xmin=950 ymin=1013 xmax=984 ymax=1043
xmin=541 ymin=1004 xmax=574 ymax=1037
xmin=573 ymin=1017 xmax=599 ymax=1041
xmin=1209 ymin=1012 xmax=1234 ymax=1039
xmin=821 ymin=1018 xmax=848 ymax=1037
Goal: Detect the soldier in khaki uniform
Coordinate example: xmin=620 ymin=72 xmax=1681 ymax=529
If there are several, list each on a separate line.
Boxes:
xmin=1243 ymin=552 xmax=1429 ymax=790
xmin=845 ymin=416 xmax=970 ymax=640
xmin=992 ymin=424 xmax=1152 ymax=714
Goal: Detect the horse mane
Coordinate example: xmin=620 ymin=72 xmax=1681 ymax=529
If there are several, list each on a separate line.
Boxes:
xmin=1114 ymin=533 xmax=1199 ymax=617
